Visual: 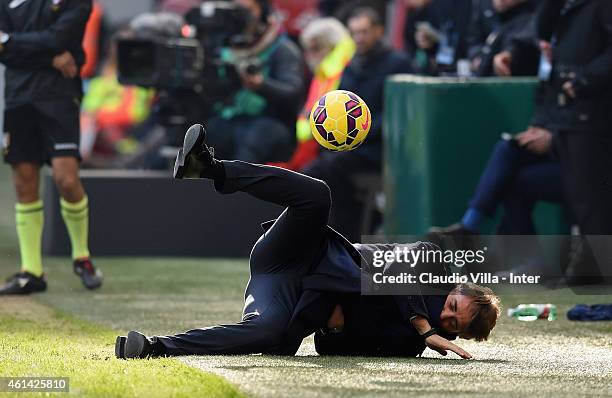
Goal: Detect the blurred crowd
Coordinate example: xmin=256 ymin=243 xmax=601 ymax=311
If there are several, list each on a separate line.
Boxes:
xmin=77 ymin=0 xmax=612 ymax=284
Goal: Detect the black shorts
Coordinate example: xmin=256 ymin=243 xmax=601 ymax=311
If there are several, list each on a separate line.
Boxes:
xmin=3 ymin=99 xmax=81 ymax=165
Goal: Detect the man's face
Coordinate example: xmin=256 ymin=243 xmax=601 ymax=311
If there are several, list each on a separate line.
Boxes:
xmin=404 ymin=0 xmax=432 ymax=9
xmin=303 ymin=39 xmax=331 ymax=72
xmin=492 ymin=0 xmax=523 ymax=13
xmin=440 ymin=292 xmax=475 ymax=337
xmin=348 ymin=16 xmax=384 ymax=55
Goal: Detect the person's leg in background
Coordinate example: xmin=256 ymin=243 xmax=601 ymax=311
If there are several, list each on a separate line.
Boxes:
xmin=37 ymin=99 xmax=102 ymax=290
xmin=495 ymin=161 xmax=565 ymax=278
xmin=0 ymin=105 xmax=48 ymax=295
xmin=233 ymin=117 xmax=294 ymax=163
xmin=498 ymin=160 xmax=564 ymax=235
xmin=556 ymin=131 xmax=612 ymax=285
xmin=304 ymin=150 xmax=380 ymax=243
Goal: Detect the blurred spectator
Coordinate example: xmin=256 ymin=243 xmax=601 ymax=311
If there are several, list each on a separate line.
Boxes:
xmin=304 ymin=7 xmax=412 ymax=242
xmin=270 ymin=0 xmax=320 ymax=41
xmin=466 ymin=0 xmax=497 ymax=64
xmin=81 ymin=1 xmax=105 ymax=79
xmin=80 ymin=37 xmax=155 ymax=163
xmin=157 ymin=0 xmax=202 ymax=15
xmin=319 ymin=0 xmax=388 ymax=25
xmin=535 ymin=0 xmax=612 ymax=285
xmin=272 ymin=17 xmax=355 ymax=171
xmin=473 ymin=0 xmax=539 ymax=77
xmin=429 ymin=129 xmax=563 ymax=236
xmin=205 ymin=0 xmax=305 ymax=163
xmin=403 ymin=0 xmax=472 ymax=75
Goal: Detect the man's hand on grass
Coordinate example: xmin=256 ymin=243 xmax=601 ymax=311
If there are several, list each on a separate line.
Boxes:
xmin=52 ymin=51 xmax=77 ymax=79
xmin=425 ymin=333 xmax=473 ymax=359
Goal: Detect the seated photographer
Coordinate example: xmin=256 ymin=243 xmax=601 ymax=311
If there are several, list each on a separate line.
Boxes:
xmin=205 ymin=0 xmax=305 ymax=163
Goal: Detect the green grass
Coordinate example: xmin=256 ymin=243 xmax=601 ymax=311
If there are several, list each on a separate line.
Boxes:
xmin=1 ymin=164 xmax=612 ymax=397
xmin=0 ymin=297 xmax=244 ymax=398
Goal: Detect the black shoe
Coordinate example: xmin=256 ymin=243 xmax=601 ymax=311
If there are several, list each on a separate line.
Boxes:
xmin=0 ymin=271 xmax=47 ymax=295
xmin=173 ymin=124 xmax=215 ymax=179
xmin=74 ymin=258 xmax=103 ymax=290
xmin=116 ymin=331 xmax=161 ymax=359
xmin=426 ymin=223 xmax=478 ymax=251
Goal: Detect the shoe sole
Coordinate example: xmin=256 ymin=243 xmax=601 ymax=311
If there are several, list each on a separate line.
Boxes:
xmin=124 ymin=330 xmax=146 ymax=359
xmin=115 ymin=336 xmax=127 ymax=359
xmin=173 ymin=124 xmax=206 ymax=179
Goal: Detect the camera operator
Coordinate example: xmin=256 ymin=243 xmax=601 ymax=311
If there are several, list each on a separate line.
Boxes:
xmin=205 ymin=0 xmax=305 ymax=163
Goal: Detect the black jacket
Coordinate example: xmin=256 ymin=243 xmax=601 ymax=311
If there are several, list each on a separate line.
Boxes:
xmin=254 ymin=35 xmax=304 ymax=130
xmin=536 ymin=0 xmax=612 ymax=133
xmin=339 ymin=44 xmax=412 ymax=165
xmin=476 ymin=0 xmax=539 ymax=77
xmin=0 ymin=0 xmax=91 ymax=108
xmin=466 ymin=0 xmax=498 ymax=61
xmin=404 ymin=0 xmax=473 ymax=75
xmin=269 ymin=218 xmax=454 ymax=357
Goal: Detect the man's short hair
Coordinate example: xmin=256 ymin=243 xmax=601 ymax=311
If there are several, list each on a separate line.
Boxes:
xmin=347 ymin=7 xmax=383 ymax=28
xmin=455 ymin=283 xmax=501 ymax=341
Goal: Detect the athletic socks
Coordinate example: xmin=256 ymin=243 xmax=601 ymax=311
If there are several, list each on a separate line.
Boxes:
xmin=60 ymin=196 xmax=91 ymax=260
xmin=461 ymin=208 xmax=484 ymax=233
xmin=15 ymin=200 xmax=44 ymax=277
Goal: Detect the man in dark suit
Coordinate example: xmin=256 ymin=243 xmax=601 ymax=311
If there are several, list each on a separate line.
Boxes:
xmin=115 ymin=124 xmax=500 ymax=360
xmin=535 ymin=0 xmax=612 ymax=284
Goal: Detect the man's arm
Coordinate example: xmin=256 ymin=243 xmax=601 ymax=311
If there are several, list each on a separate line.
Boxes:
xmin=249 ymin=40 xmax=304 ymax=110
xmin=410 ymin=315 xmax=473 ymax=359
xmin=3 ymin=0 xmax=91 ymax=56
xmin=0 ymin=1 xmax=53 ymax=68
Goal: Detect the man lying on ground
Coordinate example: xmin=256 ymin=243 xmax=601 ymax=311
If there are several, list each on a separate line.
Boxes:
xmin=115 ymin=124 xmax=501 ymax=360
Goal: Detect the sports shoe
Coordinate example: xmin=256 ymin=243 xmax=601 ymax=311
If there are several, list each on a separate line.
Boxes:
xmin=173 ymin=123 xmax=215 ymax=179
xmin=115 ymin=331 xmax=163 ymax=359
xmin=74 ymin=258 xmax=103 ymax=290
xmin=0 ymin=271 xmax=47 ymax=295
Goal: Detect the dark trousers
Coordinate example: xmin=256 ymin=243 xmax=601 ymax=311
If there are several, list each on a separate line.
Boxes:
xmin=303 ymin=150 xmax=381 ymax=243
xmin=206 ymin=116 xmax=295 ymax=163
xmin=556 ymin=131 xmax=612 ymax=280
xmin=470 ymin=139 xmax=564 ymax=233
xmin=157 ymin=161 xmax=331 ymax=355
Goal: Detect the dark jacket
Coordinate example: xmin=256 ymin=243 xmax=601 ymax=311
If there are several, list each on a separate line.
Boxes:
xmin=265 ymin=219 xmax=453 ymax=357
xmin=314 ymin=294 xmax=456 ymax=357
xmin=536 ymin=0 xmax=612 ymax=133
xmin=476 ymin=0 xmax=540 ymax=77
xmin=254 ymin=35 xmax=305 ymax=130
xmin=0 ymin=0 xmax=91 ymax=108
xmin=404 ymin=0 xmax=473 ymax=75
xmin=339 ymin=44 xmax=412 ymax=165
xmin=466 ymin=0 xmax=498 ymax=61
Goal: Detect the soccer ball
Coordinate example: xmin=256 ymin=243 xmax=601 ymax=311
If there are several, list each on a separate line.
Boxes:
xmin=309 ymin=90 xmax=371 ymax=151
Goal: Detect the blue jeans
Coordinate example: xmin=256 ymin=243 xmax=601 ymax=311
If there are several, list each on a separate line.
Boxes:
xmin=469 ymin=139 xmax=564 ymax=234
xmin=206 ymin=116 xmax=295 ymax=163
